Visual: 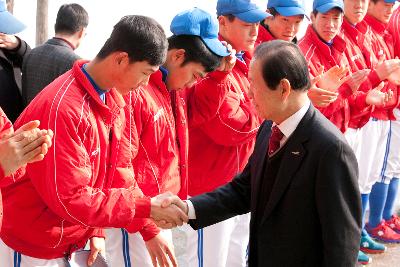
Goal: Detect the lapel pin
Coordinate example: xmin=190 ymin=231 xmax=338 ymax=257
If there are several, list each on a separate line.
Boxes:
xmin=291 ymin=151 xmax=300 ymax=155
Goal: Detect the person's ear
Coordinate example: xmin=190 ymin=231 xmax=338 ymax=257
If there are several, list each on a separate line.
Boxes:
xmin=171 ymin=49 xmax=186 ymax=65
xmin=114 ymin=52 xmax=129 ymax=66
xmin=280 ymin=79 xmax=292 ymax=101
xmin=218 ymin=15 xmax=228 ymax=30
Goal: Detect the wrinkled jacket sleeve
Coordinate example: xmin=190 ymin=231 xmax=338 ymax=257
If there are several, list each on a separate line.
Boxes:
xmin=4 ymin=37 xmax=31 ymax=68
xmin=25 ymin=109 xmax=151 ymax=230
xmin=188 ymin=71 xmax=260 ymax=146
xmin=0 ymin=108 xmax=25 ymax=186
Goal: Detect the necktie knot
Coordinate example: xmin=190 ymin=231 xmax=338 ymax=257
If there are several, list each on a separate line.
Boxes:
xmin=268 ymin=125 xmax=284 ymax=156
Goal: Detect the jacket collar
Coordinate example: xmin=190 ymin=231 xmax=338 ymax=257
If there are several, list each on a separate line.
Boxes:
xmin=364 ymin=14 xmax=387 ymax=35
xmin=48 ymin=37 xmax=75 ymax=50
xmin=341 ymin=19 xmax=368 ymax=44
xmin=72 ymin=60 xmax=125 ymax=122
xmin=305 ymin=24 xmax=346 ymax=54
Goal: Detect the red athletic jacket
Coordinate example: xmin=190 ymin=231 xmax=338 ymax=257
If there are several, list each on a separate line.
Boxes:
xmin=123 ymin=70 xmax=189 ymax=240
xmin=187 ymin=52 xmax=261 ymax=196
xmin=388 ymin=7 xmax=400 ymax=58
xmin=340 ymin=19 xmax=383 ymax=128
xmin=299 ymin=25 xmax=371 ymax=133
xmin=363 ymin=14 xmax=398 ymax=120
xmin=0 ymin=61 xmax=151 ymax=259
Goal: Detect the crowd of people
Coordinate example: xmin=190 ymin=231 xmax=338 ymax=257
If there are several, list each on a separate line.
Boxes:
xmin=0 ymin=0 xmax=400 ymax=266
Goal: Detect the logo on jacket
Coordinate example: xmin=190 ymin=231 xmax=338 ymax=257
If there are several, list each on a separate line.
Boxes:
xmin=154 ymin=108 xmax=165 ymax=122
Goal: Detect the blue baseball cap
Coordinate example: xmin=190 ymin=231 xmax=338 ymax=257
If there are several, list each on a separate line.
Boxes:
xmin=0 ymin=0 xmax=26 ymax=34
xmin=384 ymin=0 xmax=397 ymax=3
xmin=170 ymin=8 xmax=230 ymax=57
xmin=267 ymin=0 xmax=307 ymax=17
xmin=217 ymin=0 xmax=270 ymax=23
xmin=313 ymin=0 xmax=344 ymax=13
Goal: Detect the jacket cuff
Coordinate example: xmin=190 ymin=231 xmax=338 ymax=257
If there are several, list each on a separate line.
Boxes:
xmin=355 ymin=93 xmax=368 ymax=109
xmin=368 ymin=70 xmax=381 ymax=88
xmin=134 ymin=197 xmax=151 ymax=218
xmin=139 ymin=220 xmax=160 ymax=241
xmin=338 ymin=84 xmax=353 ymax=98
xmin=208 ymin=70 xmax=229 ymax=82
xmin=90 ymin=228 xmax=105 ymax=239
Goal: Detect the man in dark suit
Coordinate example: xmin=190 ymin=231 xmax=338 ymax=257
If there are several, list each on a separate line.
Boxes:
xmin=22 ymin=3 xmax=88 ymax=105
xmin=159 ymin=40 xmax=362 ymax=266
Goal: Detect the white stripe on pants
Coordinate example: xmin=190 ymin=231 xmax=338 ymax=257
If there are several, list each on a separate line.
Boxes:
xmin=347 ymin=118 xmax=390 ymax=194
xmin=105 ymin=229 xmax=173 ymax=267
xmin=381 ymin=109 xmax=400 ymax=182
xmin=177 ymin=213 xmax=250 ymax=267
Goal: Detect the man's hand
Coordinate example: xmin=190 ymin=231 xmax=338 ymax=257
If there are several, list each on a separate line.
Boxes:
xmin=366 ymin=82 xmax=393 ymax=106
xmin=150 ymin=192 xmax=188 ymax=229
xmin=87 ymin=237 xmax=106 ymax=266
xmin=308 ymin=75 xmax=338 ymax=107
xmin=0 ymin=33 xmax=20 ymax=50
xmin=217 ymin=41 xmax=236 ymax=72
xmin=345 ymin=69 xmax=370 ymax=93
xmin=145 ymin=234 xmax=177 ymax=267
xmin=0 ymin=121 xmax=53 ymax=176
xmin=387 ymin=66 xmax=400 ymax=85
xmin=316 ymin=65 xmax=349 ymax=92
xmin=375 ymin=56 xmax=400 ymax=81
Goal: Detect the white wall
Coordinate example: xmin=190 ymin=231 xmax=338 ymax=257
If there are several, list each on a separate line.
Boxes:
xmin=13 ymin=0 xmax=312 ymax=59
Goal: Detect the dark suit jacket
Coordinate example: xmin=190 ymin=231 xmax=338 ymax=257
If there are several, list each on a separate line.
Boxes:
xmin=22 ymin=37 xmax=80 ymax=105
xmin=0 ymin=38 xmax=30 ymax=122
xmin=190 ymin=105 xmax=362 ymax=267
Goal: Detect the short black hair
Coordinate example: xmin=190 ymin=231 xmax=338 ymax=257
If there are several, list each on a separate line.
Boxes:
xmin=253 ymin=40 xmax=310 ymax=91
xmin=168 ymin=35 xmax=222 ymax=72
xmin=55 ymin=3 xmax=89 ymax=35
xmin=97 ymin=15 xmax=168 ymax=66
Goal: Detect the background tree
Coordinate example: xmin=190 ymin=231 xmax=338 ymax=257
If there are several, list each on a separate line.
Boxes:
xmin=36 ymin=0 xmax=48 ymax=46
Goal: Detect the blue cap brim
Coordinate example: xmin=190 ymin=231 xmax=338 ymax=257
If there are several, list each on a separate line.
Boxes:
xmin=274 ymin=6 xmax=307 ymax=17
xmin=316 ymin=3 xmax=344 ymax=14
xmin=0 ymin=11 xmax=26 ymax=34
xmin=234 ymin=8 xmax=271 ymax=23
xmin=202 ymin=37 xmax=230 ymax=57
xmin=384 ymin=0 xmax=397 ymax=3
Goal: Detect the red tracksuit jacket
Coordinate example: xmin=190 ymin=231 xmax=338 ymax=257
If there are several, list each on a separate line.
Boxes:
xmin=0 ymin=61 xmax=151 ymax=259
xmin=187 ymin=52 xmax=261 ymax=196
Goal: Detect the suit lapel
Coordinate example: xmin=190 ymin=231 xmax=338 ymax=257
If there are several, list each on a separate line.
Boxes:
xmin=253 ymin=121 xmax=272 ymax=203
xmin=261 ymin=105 xmax=315 ymax=224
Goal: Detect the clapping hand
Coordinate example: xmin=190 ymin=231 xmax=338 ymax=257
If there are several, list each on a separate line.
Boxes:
xmin=0 ymin=120 xmax=53 ymax=176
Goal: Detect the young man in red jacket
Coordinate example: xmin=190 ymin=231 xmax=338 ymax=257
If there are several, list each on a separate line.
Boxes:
xmin=363 ymin=0 xmax=400 ymax=245
xmin=182 ymin=0 xmax=268 ymax=266
xmin=340 ymin=0 xmax=400 ymax=264
xmin=299 ymin=0 xmax=389 ymax=133
xmin=255 ymin=0 xmax=307 ymax=46
xmin=105 ymin=8 xmax=229 ymax=267
xmin=0 ymin=15 xmax=188 ymax=266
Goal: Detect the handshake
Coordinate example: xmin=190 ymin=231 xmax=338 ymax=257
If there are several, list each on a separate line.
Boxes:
xmin=150 ymin=192 xmax=189 ymax=229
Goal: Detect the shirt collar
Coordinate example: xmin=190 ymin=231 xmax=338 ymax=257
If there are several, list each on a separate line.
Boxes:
xmin=159 ymin=66 xmax=168 ymax=83
xmin=53 ymin=37 xmax=75 ymax=50
xmin=276 ymin=100 xmax=310 ymax=140
xmin=82 ymin=64 xmax=108 ymax=103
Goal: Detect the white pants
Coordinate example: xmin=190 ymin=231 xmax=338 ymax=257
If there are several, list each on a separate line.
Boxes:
xmin=177 ymin=213 xmax=250 ymax=267
xmin=381 ymin=109 xmax=400 ymax=183
xmin=0 ymin=238 xmax=91 ymax=267
xmin=346 ymin=118 xmax=390 ymax=194
xmin=105 ymin=229 xmax=173 ymax=267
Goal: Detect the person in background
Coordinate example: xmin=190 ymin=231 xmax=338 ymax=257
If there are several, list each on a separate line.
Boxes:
xmin=22 ymin=3 xmax=89 ymax=105
xmin=182 ymin=0 xmax=268 ymax=266
xmin=0 ymin=0 xmax=29 ymax=122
